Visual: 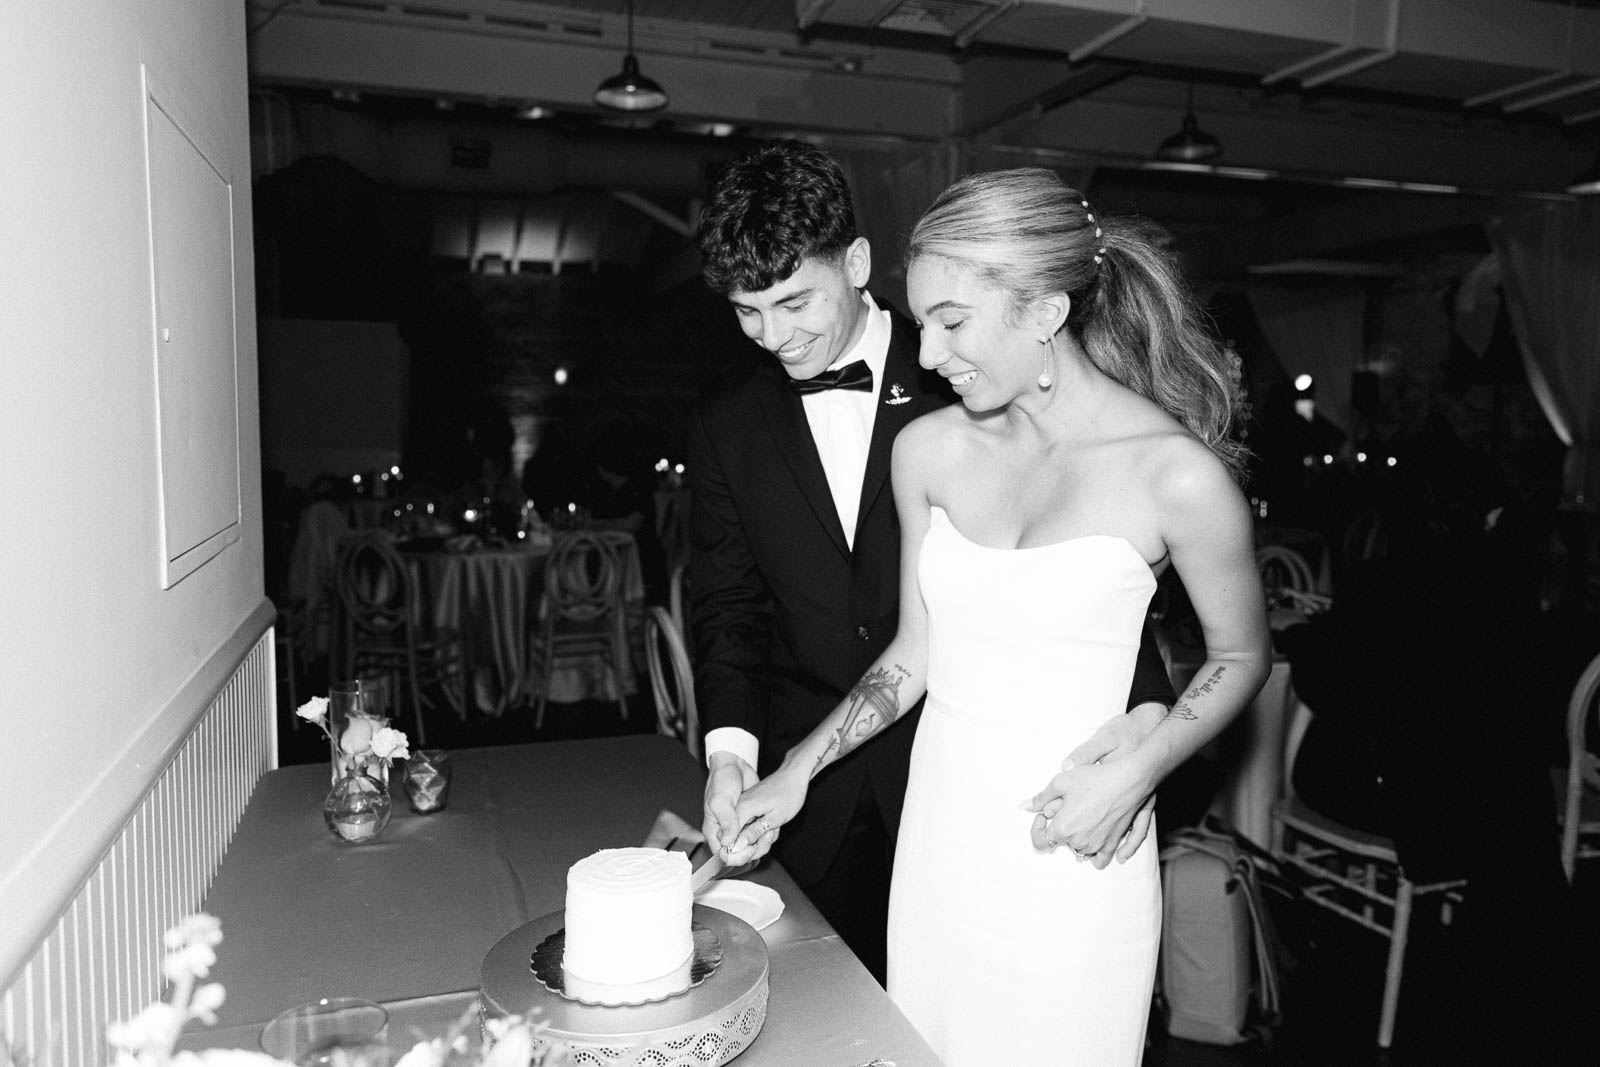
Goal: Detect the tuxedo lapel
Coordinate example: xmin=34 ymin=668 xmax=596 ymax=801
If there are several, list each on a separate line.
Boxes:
xmin=755 ymin=364 xmax=852 ymax=558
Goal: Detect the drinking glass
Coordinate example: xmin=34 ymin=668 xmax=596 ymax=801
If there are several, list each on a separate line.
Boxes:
xmin=260 ymin=998 xmax=389 ymax=1067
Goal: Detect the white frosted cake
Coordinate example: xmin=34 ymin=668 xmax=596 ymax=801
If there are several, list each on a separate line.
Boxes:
xmin=563 ymin=847 xmax=694 ymax=996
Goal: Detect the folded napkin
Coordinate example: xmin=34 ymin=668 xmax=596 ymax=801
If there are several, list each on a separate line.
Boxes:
xmin=643 ymin=809 xmax=709 ymax=861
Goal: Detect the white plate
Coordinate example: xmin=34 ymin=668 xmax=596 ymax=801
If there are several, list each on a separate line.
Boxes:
xmin=694 ymin=880 xmax=784 ymax=931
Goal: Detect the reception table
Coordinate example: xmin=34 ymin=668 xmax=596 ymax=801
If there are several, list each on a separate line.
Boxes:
xmin=183 ymin=736 xmax=940 ymax=1067
xmin=403 ymin=532 xmax=644 ymax=717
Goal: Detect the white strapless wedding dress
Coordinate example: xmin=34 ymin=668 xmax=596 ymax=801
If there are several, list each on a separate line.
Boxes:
xmin=887 ymin=506 xmax=1162 ymax=1066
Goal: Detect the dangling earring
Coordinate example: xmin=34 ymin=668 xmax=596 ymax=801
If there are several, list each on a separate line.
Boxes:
xmin=1037 ymin=335 xmax=1054 ymax=389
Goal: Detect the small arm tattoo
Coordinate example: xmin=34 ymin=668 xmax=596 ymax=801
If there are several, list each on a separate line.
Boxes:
xmin=1167 ymin=666 xmax=1225 ymax=721
xmin=817 ymin=664 xmax=911 ymax=771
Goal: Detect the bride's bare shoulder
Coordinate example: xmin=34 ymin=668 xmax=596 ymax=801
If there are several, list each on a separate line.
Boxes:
xmin=897 ymin=407 xmax=973 ymax=458
xmin=902 ymin=404 xmax=960 ymax=447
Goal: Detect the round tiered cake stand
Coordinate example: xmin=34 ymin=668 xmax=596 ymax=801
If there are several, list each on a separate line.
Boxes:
xmin=480 ymin=905 xmax=769 ymax=1067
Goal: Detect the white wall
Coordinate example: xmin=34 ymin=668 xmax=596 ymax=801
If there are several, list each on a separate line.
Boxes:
xmin=0 ymin=0 xmax=266 ymax=983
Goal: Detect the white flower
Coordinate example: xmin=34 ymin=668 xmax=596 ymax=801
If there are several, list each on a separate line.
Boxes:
xmin=393 ymin=1039 xmax=445 ymax=1067
xmin=480 ymin=1022 xmax=535 ymax=1067
xmin=370 ymin=728 xmax=410 ymax=762
xmin=188 ymin=983 xmax=227 ymax=1025
xmin=94 ymin=916 xmax=563 ymax=1067
xmin=165 ymin=914 xmax=223 ymax=951
xmin=171 ymin=1050 xmax=294 ymax=1067
xmin=162 ymin=942 xmax=218 ymax=983
xmin=339 ymin=717 xmax=376 ymax=756
xmin=108 ymin=1002 xmax=184 ymax=1057
xmin=296 ymin=696 xmax=329 ymax=726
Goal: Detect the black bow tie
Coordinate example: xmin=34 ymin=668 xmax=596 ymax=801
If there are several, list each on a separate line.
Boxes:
xmin=789 ymin=360 xmax=874 ymax=396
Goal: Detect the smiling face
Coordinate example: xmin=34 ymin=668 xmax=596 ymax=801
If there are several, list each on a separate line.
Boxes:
xmin=908 ymin=254 xmax=1044 ymax=410
xmin=727 ymin=238 xmax=872 ymax=382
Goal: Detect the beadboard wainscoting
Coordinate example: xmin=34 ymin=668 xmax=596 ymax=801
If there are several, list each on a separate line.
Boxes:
xmin=2 ymin=605 xmax=277 ymax=1067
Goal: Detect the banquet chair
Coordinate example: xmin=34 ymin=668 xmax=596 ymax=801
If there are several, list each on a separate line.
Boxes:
xmin=532 ymin=530 xmax=630 ymax=729
xmin=1341 ymin=508 xmax=1389 ymax=568
xmin=1557 ymin=649 xmax=1600 ymax=881
xmin=1256 ymin=544 xmax=1316 ymax=594
xmin=644 ymin=606 xmax=700 ymax=760
xmin=1270 ymin=698 xmax=1465 ymax=1049
xmin=333 ymin=532 xmax=463 ymax=746
xmin=287 ymin=500 xmax=350 ymax=661
xmin=273 ymin=598 xmax=308 ymax=726
xmin=668 ymin=563 xmax=691 ymax=659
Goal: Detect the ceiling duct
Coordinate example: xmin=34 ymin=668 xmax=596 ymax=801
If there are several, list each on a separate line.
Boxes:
xmin=798 ymin=0 xmax=1600 ymax=121
xmin=798 ymin=0 xmax=1007 ymax=38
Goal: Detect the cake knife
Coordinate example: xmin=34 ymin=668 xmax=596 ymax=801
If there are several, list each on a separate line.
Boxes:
xmin=688 ymin=853 xmax=724 ymax=893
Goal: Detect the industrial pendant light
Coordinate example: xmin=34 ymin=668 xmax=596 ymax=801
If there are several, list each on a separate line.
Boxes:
xmin=593 ymin=0 xmax=668 ymax=113
xmin=1156 ymin=81 xmax=1221 ymax=164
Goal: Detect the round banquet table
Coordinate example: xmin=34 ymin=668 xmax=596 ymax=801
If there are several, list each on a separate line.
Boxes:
xmin=404 ymin=532 xmax=644 ymax=717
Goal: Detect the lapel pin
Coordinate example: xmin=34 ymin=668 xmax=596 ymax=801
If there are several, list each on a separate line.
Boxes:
xmin=885 ymin=383 xmax=911 ymax=406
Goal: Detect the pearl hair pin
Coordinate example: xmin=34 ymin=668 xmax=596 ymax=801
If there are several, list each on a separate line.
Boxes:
xmin=1082 ymin=198 xmax=1106 ymax=264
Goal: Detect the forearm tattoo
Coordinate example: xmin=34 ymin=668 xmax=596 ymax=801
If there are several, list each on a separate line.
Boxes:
xmin=816 ymin=664 xmax=911 ymax=772
xmin=1167 ymin=666 xmax=1225 ymax=721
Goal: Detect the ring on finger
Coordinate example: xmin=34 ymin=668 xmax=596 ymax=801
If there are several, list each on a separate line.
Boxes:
xmin=758 ymin=814 xmax=771 ymax=836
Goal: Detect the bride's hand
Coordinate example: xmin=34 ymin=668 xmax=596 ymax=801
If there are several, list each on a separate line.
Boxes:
xmin=1024 ymin=754 xmax=1153 ymax=870
xmin=1046 ymin=704 xmax=1162 ymax=864
xmin=725 ymin=764 xmax=809 ymax=865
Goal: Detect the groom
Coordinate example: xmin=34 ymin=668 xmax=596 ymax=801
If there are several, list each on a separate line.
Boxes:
xmin=688 ymin=140 xmax=1174 ymax=983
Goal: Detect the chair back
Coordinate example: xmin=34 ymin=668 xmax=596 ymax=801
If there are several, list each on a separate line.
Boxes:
xmin=1256 ymin=545 xmax=1316 ymax=595
xmin=668 ymin=563 xmax=690 ymax=657
xmin=644 ymin=606 xmax=700 ymax=759
xmin=544 ymin=531 xmax=623 ymax=622
xmin=1279 ymin=696 xmax=1316 ymax=807
xmin=334 ymin=533 xmax=412 ymax=639
xmin=1341 ymin=509 xmax=1388 ymax=565
xmin=1561 ymin=649 xmax=1600 ymax=879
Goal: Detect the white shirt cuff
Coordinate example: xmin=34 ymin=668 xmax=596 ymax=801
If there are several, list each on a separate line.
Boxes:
xmin=703 ymin=727 xmax=759 ymax=771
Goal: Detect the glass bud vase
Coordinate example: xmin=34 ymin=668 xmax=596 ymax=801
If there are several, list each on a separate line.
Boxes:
xmin=323 ymin=771 xmax=392 ymax=843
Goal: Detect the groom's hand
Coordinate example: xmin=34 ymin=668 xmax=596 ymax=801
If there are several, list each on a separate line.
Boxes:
xmin=702 ymin=751 xmax=757 ymax=857
xmin=1026 ymin=702 xmax=1164 ymax=867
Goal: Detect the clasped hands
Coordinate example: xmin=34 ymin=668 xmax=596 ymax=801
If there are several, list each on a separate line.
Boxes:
xmin=699 ymin=750 xmax=800 ymax=868
xmin=1024 ymin=706 xmax=1160 ymax=870
xmin=700 ymin=704 xmax=1162 ymax=872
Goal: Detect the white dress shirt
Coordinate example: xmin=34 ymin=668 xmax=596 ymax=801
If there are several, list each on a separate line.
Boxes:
xmin=705 ymin=291 xmax=893 ymax=771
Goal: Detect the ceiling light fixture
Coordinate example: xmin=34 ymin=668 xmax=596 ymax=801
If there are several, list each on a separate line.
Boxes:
xmin=1156 ymin=81 xmax=1221 ymax=164
xmin=1569 ymin=147 xmax=1600 ymax=194
xmin=593 ymin=0 xmax=668 ymax=113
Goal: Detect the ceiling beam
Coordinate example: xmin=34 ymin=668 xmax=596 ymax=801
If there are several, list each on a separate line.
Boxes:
xmin=249 ymin=0 xmax=959 ymax=139
xmin=1184 ymin=190 xmax=1506 ymax=278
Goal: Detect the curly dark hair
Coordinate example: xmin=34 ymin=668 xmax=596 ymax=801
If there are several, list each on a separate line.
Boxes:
xmin=697 ymin=139 xmax=859 ymax=295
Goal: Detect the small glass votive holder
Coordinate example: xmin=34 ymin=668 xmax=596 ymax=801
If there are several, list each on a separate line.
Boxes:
xmin=403 ymin=749 xmax=452 ymax=814
xmin=260 ymin=997 xmax=389 ymax=1067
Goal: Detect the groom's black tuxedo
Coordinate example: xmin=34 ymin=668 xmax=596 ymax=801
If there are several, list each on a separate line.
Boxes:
xmin=688 ymin=305 xmax=1174 ymax=974
xmin=690 ymin=309 xmax=939 ymax=891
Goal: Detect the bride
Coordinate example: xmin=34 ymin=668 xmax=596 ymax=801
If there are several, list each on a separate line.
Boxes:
xmin=722 ymin=168 xmax=1271 ymax=1066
